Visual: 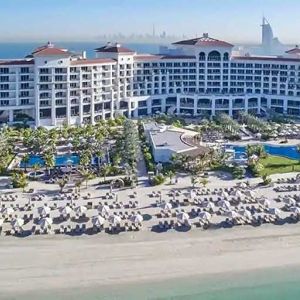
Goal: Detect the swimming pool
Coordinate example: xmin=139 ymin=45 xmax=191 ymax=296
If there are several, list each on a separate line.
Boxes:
xmin=20 ymin=154 xmax=80 ymax=168
xmin=226 ymin=144 xmax=300 ymax=160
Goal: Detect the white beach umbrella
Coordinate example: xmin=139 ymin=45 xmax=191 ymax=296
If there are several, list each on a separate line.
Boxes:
xmin=39 ymin=217 xmax=53 ymax=229
xmin=245 ymin=190 xmax=257 ymax=198
xmin=198 ymin=211 xmax=212 ymax=221
xmin=11 ymin=218 xmax=24 ymax=229
xmin=1 ymin=207 xmax=14 ymax=215
xmin=290 ymin=207 xmax=300 ymax=214
xmin=108 ymin=214 xmax=122 ymax=226
xmin=269 ymin=208 xmax=281 ymax=216
xmin=37 ymin=206 xmax=51 ymax=216
xmin=190 ymin=190 xmax=197 ymax=199
xmin=239 ymin=182 xmax=248 ymax=189
xmin=75 ymin=206 xmax=87 ymax=215
xmin=218 ymin=200 xmax=231 ymax=210
xmin=202 ymin=201 xmax=215 ymax=210
xmin=230 ymin=190 xmax=244 ymax=198
xmin=98 ymin=204 xmax=110 ymax=216
xmin=283 ymin=197 xmax=296 ymax=206
xmin=226 ymin=210 xmax=239 ymax=218
xmin=219 ymin=191 xmax=229 ymax=198
xmin=160 ymin=202 xmax=172 ymax=211
xmin=130 ymin=214 xmax=143 ymax=224
xmin=239 ymin=209 xmax=252 ymax=219
xmin=176 ymin=212 xmax=189 ymax=224
xmin=258 ymin=198 xmax=271 ymax=207
xmin=92 ymin=215 xmax=105 ymax=227
xmin=0 ymin=219 xmax=3 ymax=226
xmin=59 ymin=205 xmax=73 ymax=215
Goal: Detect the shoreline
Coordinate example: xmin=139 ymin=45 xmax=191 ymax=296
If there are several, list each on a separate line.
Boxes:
xmin=2 ymin=224 xmax=300 ymax=298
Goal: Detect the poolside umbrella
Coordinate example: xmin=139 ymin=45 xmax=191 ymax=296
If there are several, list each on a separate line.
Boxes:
xmin=39 ymin=217 xmax=53 ymax=229
xmin=108 ymin=214 xmax=121 ymax=226
xmin=239 ymin=209 xmax=252 ymax=219
xmin=290 ymin=207 xmax=300 ymax=214
xmin=130 ymin=214 xmax=143 ymax=224
xmin=226 ymin=210 xmax=239 ymax=218
xmin=269 ymin=208 xmax=281 ymax=216
xmin=198 ymin=211 xmax=212 ymax=221
xmin=37 ymin=206 xmax=51 ymax=216
xmin=98 ymin=204 xmax=110 ymax=216
xmin=202 ymin=201 xmax=215 ymax=210
xmin=230 ymin=190 xmax=244 ymax=198
xmin=1 ymin=207 xmax=14 ymax=215
xmin=219 ymin=191 xmax=229 ymax=198
xmin=92 ymin=215 xmax=105 ymax=227
xmin=59 ymin=205 xmax=73 ymax=215
xmin=218 ymin=200 xmax=231 ymax=210
xmin=160 ymin=202 xmax=172 ymax=211
xmin=239 ymin=182 xmax=248 ymax=189
xmin=283 ymin=197 xmax=296 ymax=206
xmin=75 ymin=206 xmax=87 ymax=215
xmin=11 ymin=218 xmax=24 ymax=229
xmin=245 ymin=190 xmax=256 ymax=198
xmin=176 ymin=212 xmax=189 ymax=224
xmin=258 ymin=198 xmax=271 ymax=207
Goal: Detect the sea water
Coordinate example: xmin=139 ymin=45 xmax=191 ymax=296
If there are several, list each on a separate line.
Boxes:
xmin=13 ymin=266 xmax=300 ymax=300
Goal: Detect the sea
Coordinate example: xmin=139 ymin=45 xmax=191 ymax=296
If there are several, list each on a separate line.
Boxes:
xmin=13 ymin=266 xmax=300 ymax=300
xmin=0 ymin=42 xmax=162 ymax=59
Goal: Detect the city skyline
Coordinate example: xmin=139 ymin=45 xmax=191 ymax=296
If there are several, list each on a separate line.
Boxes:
xmin=0 ymin=0 xmax=300 ymax=44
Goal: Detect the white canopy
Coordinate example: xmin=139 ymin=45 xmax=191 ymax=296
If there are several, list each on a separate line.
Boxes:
xmin=245 ymin=190 xmax=257 ymax=198
xmin=37 ymin=206 xmax=51 ymax=216
xmin=92 ymin=215 xmax=105 ymax=227
xmin=283 ymin=197 xmax=296 ymax=206
xmin=219 ymin=191 xmax=229 ymax=198
xmin=230 ymin=190 xmax=244 ymax=198
xmin=202 ymin=201 xmax=215 ymax=210
xmin=258 ymin=198 xmax=271 ymax=207
xmin=75 ymin=206 xmax=87 ymax=215
xmin=11 ymin=218 xmax=24 ymax=229
xmin=218 ymin=200 xmax=231 ymax=210
xmin=160 ymin=202 xmax=172 ymax=211
xmin=39 ymin=217 xmax=53 ymax=228
xmin=1 ymin=207 xmax=14 ymax=215
xmin=0 ymin=219 xmax=3 ymax=226
xmin=239 ymin=209 xmax=252 ymax=219
xmin=130 ymin=214 xmax=143 ymax=224
xmin=269 ymin=208 xmax=281 ymax=216
xmin=98 ymin=205 xmax=110 ymax=216
xmin=239 ymin=182 xmax=248 ymax=189
xmin=176 ymin=212 xmax=189 ymax=224
xmin=198 ymin=211 xmax=212 ymax=221
xmin=108 ymin=214 xmax=121 ymax=226
xmin=226 ymin=210 xmax=240 ymax=218
xmin=59 ymin=205 xmax=73 ymax=215
xmin=290 ymin=206 xmax=300 ymax=214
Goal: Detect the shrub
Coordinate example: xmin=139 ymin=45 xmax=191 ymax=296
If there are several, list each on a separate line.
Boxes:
xmin=150 ymin=174 xmax=165 ymax=186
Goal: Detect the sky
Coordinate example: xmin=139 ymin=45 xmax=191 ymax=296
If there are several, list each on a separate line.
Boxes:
xmin=0 ymin=0 xmax=299 ymax=43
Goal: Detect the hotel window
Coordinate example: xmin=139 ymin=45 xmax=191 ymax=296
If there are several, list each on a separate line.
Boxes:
xmin=0 ymin=84 xmax=9 ymax=90
xmin=0 ymin=68 xmax=9 ymax=74
xmin=20 ymin=91 xmax=29 ymax=97
xmin=21 ymin=99 xmax=29 ymax=105
xmin=20 ymin=75 xmax=29 ymax=81
xmin=21 ymin=67 xmax=29 ymax=74
xmin=0 ymin=92 xmax=9 ymax=98
xmin=0 ymin=100 xmax=9 ymax=105
xmin=21 ymin=83 xmax=29 ymax=89
xmin=0 ymin=76 xmax=9 ymax=82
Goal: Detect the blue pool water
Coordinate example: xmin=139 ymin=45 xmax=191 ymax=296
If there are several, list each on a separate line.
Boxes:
xmin=227 ymin=144 xmax=300 ymax=160
xmin=20 ymin=154 xmax=80 ymax=168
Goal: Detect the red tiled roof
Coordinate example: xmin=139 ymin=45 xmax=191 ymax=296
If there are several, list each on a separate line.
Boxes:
xmin=286 ymin=46 xmax=300 ymax=55
xmin=0 ymin=60 xmax=34 ymax=66
xmin=161 ymin=55 xmax=196 ymax=60
xmin=134 ymin=55 xmax=162 ymax=61
xmin=233 ymin=56 xmax=300 ymax=62
xmin=134 ymin=54 xmax=196 ymax=61
xmin=31 ymin=42 xmax=72 ymax=57
xmin=70 ymin=58 xmax=116 ymax=65
xmin=173 ymin=34 xmax=234 ymax=48
xmin=95 ymin=44 xmax=134 ymax=54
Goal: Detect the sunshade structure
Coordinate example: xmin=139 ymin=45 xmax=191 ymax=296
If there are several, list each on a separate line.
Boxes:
xmin=92 ymin=215 xmax=105 ymax=227
xmin=37 ymin=206 xmax=51 ymax=216
xmin=245 ymin=190 xmax=257 ymax=198
xmin=74 ymin=206 xmax=87 ymax=215
xmin=11 ymin=218 xmax=24 ymax=229
xmin=269 ymin=208 xmax=281 ymax=216
xmin=198 ymin=211 xmax=212 ymax=221
xmin=39 ymin=217 xmax=53 ymax=229
xmin=218 ymin=200 xmax=231 ymax=210
xmin=202 ymin=201 xmax=215 ymax=210
xmin=219 ymin=191 xmax=229 ymax=198
xmin=239 ymin=209 xmax=252 ymax=219
xmin=59 ymin=205 xmax=73 ymax=215
xmin=176 ymin=212 xmax=190 ymax=224
xmin=130 ymin=214 xmax=143 ymax=224
xmin=239 ymin=182 xmax=248 ymax=189
xmin=283 ymin=197 xmax=296 ymax=206
xmin=108 ymin=214 xmax=122 ymax=226
xmin=290 ymin=207 xmax=300 ymax=214
xmin=160 ymin=202 xmax=172 ymax=211
xmin=0 ymin=219 xmax=3 ymax=226
xmin=226 ymin=210 xmax=240 ymax=219
xmin=258 ymin=198 xmax=271 ymax=207
xmin=98 ymin=204 xmax=110 ymax=216
xmin=1 ymin=207 xmax=14 ymax=216
xmin=230 ymin=190 xmax=244 ymax=198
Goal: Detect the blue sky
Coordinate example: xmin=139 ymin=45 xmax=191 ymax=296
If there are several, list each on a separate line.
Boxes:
xmin=0 ymin=0 xmax=299 ymax=43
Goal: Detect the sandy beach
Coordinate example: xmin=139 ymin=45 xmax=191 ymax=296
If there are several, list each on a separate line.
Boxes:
xmin=1 ymin=224 xmax=300 ymax=298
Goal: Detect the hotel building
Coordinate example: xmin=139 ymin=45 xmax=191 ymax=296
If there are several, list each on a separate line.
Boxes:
xmin=1 ymin=34 xmax=300 ymax=127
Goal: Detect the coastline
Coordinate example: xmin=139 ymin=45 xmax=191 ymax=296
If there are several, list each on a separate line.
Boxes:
xmin=2 ymin=224 xmax=300 ymax=299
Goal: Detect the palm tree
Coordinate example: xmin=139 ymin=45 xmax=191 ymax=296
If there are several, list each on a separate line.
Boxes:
xmin=22 ymin=154 xmax=30 ymax=173
xmin=79 ymin=168 xmax=94 ymax=188
xmin=165 ymin=170 xmax=175 ymax=184
xmin=75 ymin=179 xmax=84 ymax=193
xmin=100 ymin=164 xmax=111 ymax=181
xmin=57 ymin=177 xmax=68 ymax=193
xmin=199 ymin=178 xmax=209 ymax=188
xmin=43 ymin=152 xmax=55 ymax=175
xmin=32 ymin=163 xmax=41 ymax=178
xmin=191 ymin=175 xmax=198 ymax=188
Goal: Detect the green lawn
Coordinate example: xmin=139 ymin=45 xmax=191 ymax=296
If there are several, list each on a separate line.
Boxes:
xmin=260 ymin=155 xmax=300 ymax=176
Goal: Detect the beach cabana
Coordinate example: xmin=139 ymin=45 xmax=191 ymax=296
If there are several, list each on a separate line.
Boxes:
xmin=230 ymin=190 xmax=244 ymax=198
xmin=226 ymin=210 xmax=239 ymax=218
xmin=98 ymin=205 xmax=110 ymax=216
xmin=1 ymin=207 xmax=14 ymax=216
xmin=290 ymin=207 xmax=300 ymax=214
xmin=239 ymin=209 xmax=252 ymax=219
xmin=283 ymin=197 xmax=296 ymax=206
xmin=39 ymin=217 xmax=53 ymax=229
xmin=75 ymin=206 xmax=87 ymax=215
xmin=59 ymin=205 xmax=73 ymax=216
xmin=160 ymin=202 xmax=172 ymax=211
xmin=219 ymin=191 xmax=229 ymax=198
xmin=92 ymin=215 xmax=105 ymax=227
xmin=130 ymin=214 xmax=143 ymax=224
xmin=269 ymin=208 xmax=281 ymax=216
xmin=11 ymin=218 xmax=24 ymax=230
xmin=245 ymin=190 xmax=257 ymax=198
xmin=218 ymin=200 xmax=231 ymax=210
xmin=108 ymin=215 xmax=122 ymax=226
xmin=176 ymin=212 xmax=189 ymax=224
xmin=37 ymin=206 xmax=51 ymax=217
xmin=258 ymin=198 xmax=271 ymax=207
xmin=199 ymin=211 xmax=212 ymax=221
xmin=202 ymin=201 xmax=215 ymax=210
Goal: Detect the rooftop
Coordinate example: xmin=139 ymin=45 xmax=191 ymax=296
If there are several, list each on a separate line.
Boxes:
xmin=0 ymin=59 xmax=34 ymax=66
xmin=31 ymin=42 xmax=72 ymax=57
xmin=70 ymin=58 xmax=116 ymax=65
xmin=286 ymin=46 xmax=300 ymax=55
xmin=95 ymin=42 xmax=135 ymax=54
xmin=173 ymin=33 xmax=234 ymax=48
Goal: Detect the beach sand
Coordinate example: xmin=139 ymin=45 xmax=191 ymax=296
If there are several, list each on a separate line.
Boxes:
xmin=1 ymin=224 xmax=300 ymax=299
